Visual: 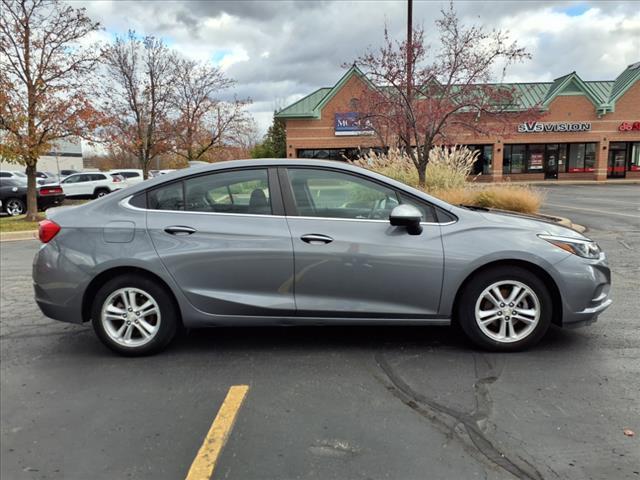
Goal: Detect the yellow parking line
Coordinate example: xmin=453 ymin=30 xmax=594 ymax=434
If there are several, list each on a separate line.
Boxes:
xmin=185 ymin=385 xmax=249 ymax=480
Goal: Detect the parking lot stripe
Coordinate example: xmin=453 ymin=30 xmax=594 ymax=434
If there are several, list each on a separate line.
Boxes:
xmin=544 ymin=202 xmax=640 ymax=218
xmin=185 ymin=385 xmax=249 ymax=480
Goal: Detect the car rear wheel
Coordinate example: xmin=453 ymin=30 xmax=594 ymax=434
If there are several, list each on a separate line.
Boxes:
xmin=94 ymin=188 xmax=109 ymax=198
xmin=5 ymin=198 xmax=26 ymax=216
xmin=91 ymin=274 xmax=179 ymax=356
xmin=457 ymin=266 xmax=552 ymax=352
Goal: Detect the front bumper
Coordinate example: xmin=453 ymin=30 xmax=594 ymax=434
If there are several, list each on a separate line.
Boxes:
xmin=553 ymin=253 xmax=612 ymax=327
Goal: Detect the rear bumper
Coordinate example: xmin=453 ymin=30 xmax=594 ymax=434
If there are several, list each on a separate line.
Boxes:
xmin=38 ymin=194 xmax=65 ymax=210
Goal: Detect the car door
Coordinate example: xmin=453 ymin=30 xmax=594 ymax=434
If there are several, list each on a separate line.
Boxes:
xmin=281 ymin=167 xmax=445 ymax=318
xmin=145 ymin=167 xmax=295 ymax=317
xmin=61 ymin=174 xmax=86 ymax=196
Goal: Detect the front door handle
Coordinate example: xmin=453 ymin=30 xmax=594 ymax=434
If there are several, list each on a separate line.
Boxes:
xmin=301 ymin=233 xmax=333 ymax=244
xmin=164 ymin=225 xmax=196 ymax=235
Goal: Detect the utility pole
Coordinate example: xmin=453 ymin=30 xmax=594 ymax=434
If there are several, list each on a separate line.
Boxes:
xmin=407 ymin=0 xmax=413 ymax=100
xmin=406 ymin=0 xmax=413 ymax=153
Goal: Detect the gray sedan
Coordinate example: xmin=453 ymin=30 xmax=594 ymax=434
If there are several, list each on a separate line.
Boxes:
xmin=32 ymin=159 xmax=611 ymax=355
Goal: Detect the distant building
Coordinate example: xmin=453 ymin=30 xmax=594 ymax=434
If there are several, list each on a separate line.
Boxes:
xmin=0 ymin=138 xmax=84 ymax=174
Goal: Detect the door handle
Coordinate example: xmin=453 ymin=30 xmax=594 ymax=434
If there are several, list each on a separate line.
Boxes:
xmin=301 ymin=233 xmax=333 ymax=244
xmin=164 ymin=225 xmax=196 ymax=235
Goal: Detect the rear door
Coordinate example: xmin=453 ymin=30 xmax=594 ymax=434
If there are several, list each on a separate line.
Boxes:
xmin=281 ymin=167 xmax=445 ymax=318
xmin=146 ymin=167 xmax=295 ymax=317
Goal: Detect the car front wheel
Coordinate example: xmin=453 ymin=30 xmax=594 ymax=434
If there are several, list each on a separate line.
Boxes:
xmin=5 ymin=198 xmax=26 ymax=216
xmin=91 ymin=274 xmax=179 ymax=356
xmin=457 ymin=266 xmax=552 ymax=352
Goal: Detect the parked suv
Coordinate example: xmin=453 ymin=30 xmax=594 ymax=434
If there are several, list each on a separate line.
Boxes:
xmin=60 ymin=172 xmax=124 ymax=199
xmin=108 ymin=169 xmax=144 ymax=186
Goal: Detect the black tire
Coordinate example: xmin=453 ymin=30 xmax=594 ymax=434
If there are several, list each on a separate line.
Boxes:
xmin=456 ymin=266 xmax=552 ymax=352
xmin=5 ymin=197 xmax=26 ymax=216
xmin=94 ymin=188 xmax=110 ymax=199
xmin=91 ymin=274 xmax=179 ymax=356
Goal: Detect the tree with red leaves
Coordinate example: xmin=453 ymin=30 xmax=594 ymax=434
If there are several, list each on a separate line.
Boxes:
xmin=351 ymin=4 xmax=537 ymax=186
xmin=0 ymin=0 xmax=101 ymax=220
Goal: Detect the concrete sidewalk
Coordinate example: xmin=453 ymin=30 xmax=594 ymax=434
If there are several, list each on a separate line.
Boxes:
xmin=0 ymin=230 xmax=37 ymax=242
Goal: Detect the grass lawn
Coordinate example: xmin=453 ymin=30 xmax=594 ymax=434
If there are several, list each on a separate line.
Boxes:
xmin=0 ymin=214 xmax=44 ymax=233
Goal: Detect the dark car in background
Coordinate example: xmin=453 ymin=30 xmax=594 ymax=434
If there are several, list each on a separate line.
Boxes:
xmin=0 ymin=178 xmax=65 ymax=216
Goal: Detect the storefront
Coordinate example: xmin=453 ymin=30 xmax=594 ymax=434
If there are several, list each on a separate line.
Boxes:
xmin=276 ymin=62 xmax=640 ymax=182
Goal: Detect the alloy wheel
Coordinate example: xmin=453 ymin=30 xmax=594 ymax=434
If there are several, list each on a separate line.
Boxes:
xmin=474 ymin=280 xmax=540 ymax=343
xmin=6 ymin=199 xmax=25 ymax=216
xmin=100 ymin=287 xmax=161 ymax=347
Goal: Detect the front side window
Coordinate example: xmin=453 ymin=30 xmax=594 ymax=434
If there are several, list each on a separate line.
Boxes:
xmin=184 ymin=169 xmax=271 ymax=215
xmin=62 ymin=175 xmax=82 ymax=184
xmin=287 ymin=168 xmax=401 ymax=220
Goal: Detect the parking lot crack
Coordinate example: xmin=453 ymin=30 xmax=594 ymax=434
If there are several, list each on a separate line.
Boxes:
xmin=374 ymin=351 xmax=544 ymax=480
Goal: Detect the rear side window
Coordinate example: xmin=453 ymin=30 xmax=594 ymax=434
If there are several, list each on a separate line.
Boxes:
xmin=90 ymin=174 xmax=106 ymax=181
xmin=184 ymin=169 xmax=271 ymax=215
xmin=122 ymin=172 xmax=140 ymax=178
xmin=148 ymin=182 xmax=184 ymax=211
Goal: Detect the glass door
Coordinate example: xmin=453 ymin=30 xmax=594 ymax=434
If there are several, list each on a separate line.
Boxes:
xmin=608 ymin=143 xmax=627 ymax=179
xmin=544 ymin=144 xmax=559 ymax=179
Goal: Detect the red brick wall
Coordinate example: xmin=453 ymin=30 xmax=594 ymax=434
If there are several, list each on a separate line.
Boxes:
xmin=284 ymin=75 xmax=640 ymax=181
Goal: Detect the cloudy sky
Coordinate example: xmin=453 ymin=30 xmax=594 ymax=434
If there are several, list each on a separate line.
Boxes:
xmin=78 ymin=0 xmax=640 ymax=136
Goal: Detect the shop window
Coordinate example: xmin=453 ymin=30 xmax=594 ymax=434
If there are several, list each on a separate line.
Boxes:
xmin=568 ymin=144 xmax=586 ymax=172
xmin=527 ymin=146 xmax=545 ymax=172
xmin=504 ymin=145 xmax=525 ymax=174
xmin=631 ymin=143 xmax=640 ymax=171
xmin=584 ymin=143 xmax=596 ymax=172
xmin=468 ymin=145 xmax=492 ymax=175
xmin=567 ymin=143 xmax=597 ymax=172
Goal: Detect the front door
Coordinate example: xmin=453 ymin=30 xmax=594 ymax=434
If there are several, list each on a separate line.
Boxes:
xmin=608 ymin=143 xmax=627 ymax=178
xmin=146 ymin=168 xmax=295 ymax=317
xmin=282 ymin=167 xmax=444 ymax=318
xmin=544 ymin=144 xmax=559 ymax=179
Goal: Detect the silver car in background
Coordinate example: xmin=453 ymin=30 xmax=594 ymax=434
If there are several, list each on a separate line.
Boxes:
xmin=33 ymin=159 xmax=611 ymax=355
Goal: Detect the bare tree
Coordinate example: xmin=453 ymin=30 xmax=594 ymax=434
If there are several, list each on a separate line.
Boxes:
xmin=351 ymin=4 xmax=538 ymax=186
xmin=171 ymin=58 xmax=252 ymax=163
xmin=99 ymin=32 xmax=176 ymax=178
xmin=0 ymin=0 xmax=100 ymax=220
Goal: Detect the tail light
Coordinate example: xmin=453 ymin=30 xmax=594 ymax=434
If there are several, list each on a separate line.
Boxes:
xmin=38 ymin=220 xmax=61 ymax=243
xmin=39 ymin=186 xmax=63 ymax=195
xmin=112 ymin=176 xmax=121 ymax=183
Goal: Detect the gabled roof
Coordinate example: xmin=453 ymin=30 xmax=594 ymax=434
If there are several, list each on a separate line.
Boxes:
xmin=276 ymin=62 xmax=638 ymax=118
xmin=276 ymin=65 xmax=372 ymax=119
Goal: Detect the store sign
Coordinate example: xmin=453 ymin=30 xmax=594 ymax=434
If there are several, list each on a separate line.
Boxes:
xmin=529 ymin=152 xmax=544 ymax=170
xmin=335 ymin=112 xmax=374 ymax=136
xmin=517 ymin=121 xmax=591 ymax=134
xmin=618 ymin=121 xmax=640 ymax=132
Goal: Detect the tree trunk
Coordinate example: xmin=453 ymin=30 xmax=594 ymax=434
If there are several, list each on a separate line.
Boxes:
xmin=417 ymin=165 xmax=426 ymax=188
xmin=25 ymin=163 xmax=38 ymax=222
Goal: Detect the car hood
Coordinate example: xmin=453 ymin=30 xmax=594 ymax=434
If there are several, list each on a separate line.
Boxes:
xmin=472 ymin=208 xmax=588 ymax=239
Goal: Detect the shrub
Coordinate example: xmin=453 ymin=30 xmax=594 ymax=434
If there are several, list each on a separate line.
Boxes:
xmin=425 ymin=146 xmax=478 ymax=191
xmin=430 ymin=184 xmax=544 ymax=214
xmin=350 ymin=147 xmax=544 ymax=214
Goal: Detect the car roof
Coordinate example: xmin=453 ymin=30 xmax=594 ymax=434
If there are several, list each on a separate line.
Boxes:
xmin=115 ymin=158 xmax=456 ymax=212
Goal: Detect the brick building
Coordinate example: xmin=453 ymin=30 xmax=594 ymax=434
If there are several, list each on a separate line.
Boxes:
xmin=276 ymin=62 xmax=640 ymax=182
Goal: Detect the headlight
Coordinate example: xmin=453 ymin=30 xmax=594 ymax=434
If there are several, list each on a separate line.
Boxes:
xmin=538 ymin=234 xmax=601 ymax=259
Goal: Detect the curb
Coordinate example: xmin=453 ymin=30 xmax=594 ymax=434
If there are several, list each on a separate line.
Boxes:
xmin=0 ymin=230 xmax=38 ymax=242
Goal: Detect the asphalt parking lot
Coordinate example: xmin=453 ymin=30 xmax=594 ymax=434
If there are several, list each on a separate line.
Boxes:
xmin=1 ymin=184 xmax=638 ymax=480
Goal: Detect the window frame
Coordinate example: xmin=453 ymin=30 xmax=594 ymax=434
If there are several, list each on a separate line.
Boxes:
xmin=142 ymin=167 xmax=285 ymax=216
xmin=278 ymin=166 xmax=456 ymax=225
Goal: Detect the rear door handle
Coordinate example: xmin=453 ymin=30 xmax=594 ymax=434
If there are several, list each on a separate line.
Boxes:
xmin=164 ymin=225 xmax=196 ymax=235
xmin=301 ymin=233 xmax=333 ymax=244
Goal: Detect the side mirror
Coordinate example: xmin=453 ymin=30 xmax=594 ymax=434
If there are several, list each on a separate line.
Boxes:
xmin=390 ymin=204 xmax=423 ymax=235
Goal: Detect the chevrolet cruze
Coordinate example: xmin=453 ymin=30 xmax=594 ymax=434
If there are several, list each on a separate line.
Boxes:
xmin=33 ymin=159 xmax=612 ymax=355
